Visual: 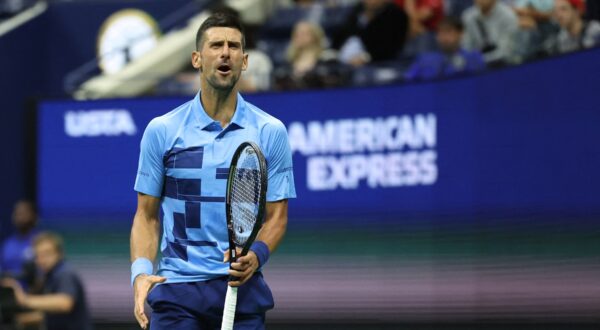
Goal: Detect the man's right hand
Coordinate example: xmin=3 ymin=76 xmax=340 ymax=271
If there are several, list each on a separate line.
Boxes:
xmin=133 ymin=274 xmax=166 ymax=329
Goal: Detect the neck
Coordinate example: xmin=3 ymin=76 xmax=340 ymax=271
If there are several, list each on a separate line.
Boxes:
xmin=16 ymin=226 xmax=33 ymax=237
xmin=480 ymin=4 xmax=494 ymax=16
xmin=199 ymin=82 xmax=238 ymax=128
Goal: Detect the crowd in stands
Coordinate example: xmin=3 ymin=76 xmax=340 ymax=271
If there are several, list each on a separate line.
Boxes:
xmin=162 ymin=0 xmax=600 ymax=94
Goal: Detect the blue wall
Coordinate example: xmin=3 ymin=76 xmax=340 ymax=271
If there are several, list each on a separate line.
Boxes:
xmin=37 ymin=48 xmax=600 ymax=224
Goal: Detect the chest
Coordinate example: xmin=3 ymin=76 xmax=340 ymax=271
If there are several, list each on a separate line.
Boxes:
xmin=162 ymin=123 xmax=262 ymax=181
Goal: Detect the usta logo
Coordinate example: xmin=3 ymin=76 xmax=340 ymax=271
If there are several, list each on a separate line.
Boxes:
xmin=64 ymin=109 xmax=137 ymax=137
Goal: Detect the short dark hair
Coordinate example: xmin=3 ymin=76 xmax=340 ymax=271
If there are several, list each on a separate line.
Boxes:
xmin=195 ymin=12 xmax=246 ymax=51
xmin=33 ymin=231 xmax=64 ymax=255
xmin=438 ymin=17 xmax=464 ymax=32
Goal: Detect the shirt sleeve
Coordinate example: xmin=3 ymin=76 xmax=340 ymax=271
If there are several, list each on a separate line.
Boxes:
xmin=263 ymin=121 xmax=296 ymax=202
xmin=134 ymin=118 xmax=166 ymax=197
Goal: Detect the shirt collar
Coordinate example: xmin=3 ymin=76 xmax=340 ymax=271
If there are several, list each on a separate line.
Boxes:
xmin=191 ymin=92 xmax=247 ymax=131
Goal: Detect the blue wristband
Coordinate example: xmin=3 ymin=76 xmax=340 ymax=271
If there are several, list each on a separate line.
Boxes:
xmin=250 ymin=241 xmax=270 ymax=268
xmin=131 ymin=258 xmax=153 ymax=287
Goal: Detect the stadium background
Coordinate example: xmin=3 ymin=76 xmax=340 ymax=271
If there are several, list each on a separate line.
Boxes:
xmin=1 ymin=0 xmax=600 ymax=329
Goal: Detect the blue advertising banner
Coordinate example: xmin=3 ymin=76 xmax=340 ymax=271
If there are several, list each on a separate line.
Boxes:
xmin=38 ymin=50 xmax=600 ymax=221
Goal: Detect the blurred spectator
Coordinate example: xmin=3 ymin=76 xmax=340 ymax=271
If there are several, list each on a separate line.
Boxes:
xmin=462 ymin=0 xmax=519 ymax=66
xmin=405 ymin=16 xmax=485 ymax=81
xmin=511 ymin=0 xmax=558 ymax=62
xmin=554 ymin=0 xmax=600 ymax=53
xmin=395 ymin=0 xmax=444 ymax=34
xmin=1 ymin=232 xmax=92 ymax=330
xmin=239 ymin=25 xmax=274 ymax=92
xmin=333 ymin=0 xmax=409 ymax=66
xmin=288 ymin=22 xmax=332 ymax=78
xmin=395 ymin=0 xmax=444 ymax=59
xmin=274 ymin=21 xmax=345 ymax=89
xmin=225 ymin=0 xmax=278 ymax=25
xmin=1 ymin=200 xmax=38 ymax=290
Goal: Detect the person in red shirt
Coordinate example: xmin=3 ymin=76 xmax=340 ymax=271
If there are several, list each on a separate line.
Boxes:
xmin=395 ymin=0 xmax=444 ymax=36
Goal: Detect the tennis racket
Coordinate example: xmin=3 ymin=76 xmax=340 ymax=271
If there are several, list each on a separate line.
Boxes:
xmin=221 ymin=141 xmax=268 ymax=330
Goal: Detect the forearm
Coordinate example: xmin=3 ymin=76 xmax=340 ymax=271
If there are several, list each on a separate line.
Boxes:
xmin=23 ymin=294 xmax=74 ymax=313
xmin=130 ymin=210 xmax=160 ymax=262
xmin=15 ymin=311 xmax=43 ymax=326
xmin=256 ymin=200 xmax=288 ymax=253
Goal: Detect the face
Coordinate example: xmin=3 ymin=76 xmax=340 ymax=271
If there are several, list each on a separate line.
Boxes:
xmin=192 ymin=27 xmax=248 ymax=92
xmin=34 ymin=240 xmax=62 ymax=274
xmin=363 ymin=0 xmax=387 ymax=12
xmin=437 ymin=25 xmax=462 ymax=53
xmin=475 ymin=0 xmax=496 ymax=13
xmin=12 ymin=201 xmax=36 ymax=233
xmin=292 ymin=22 xmax=318 ymax=49
xmin=554 ymin=0 xmax=578 ymax=28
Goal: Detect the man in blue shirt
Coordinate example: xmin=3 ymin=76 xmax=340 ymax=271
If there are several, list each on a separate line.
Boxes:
xmin=405 ymin=17 xmax=486 ymax=81
xmin=130 ymin=12 xmax=296 ymax=329
xmin=1 ymin=200 xmax=38 ymax=289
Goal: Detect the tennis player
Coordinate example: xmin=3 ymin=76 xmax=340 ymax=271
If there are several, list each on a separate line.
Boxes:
xmin=130 ymin=12 xmax=296 ymax=329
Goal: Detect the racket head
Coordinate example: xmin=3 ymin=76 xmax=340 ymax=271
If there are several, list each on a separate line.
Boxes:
xmin=225 ymin=141 xmax=268 ymax=261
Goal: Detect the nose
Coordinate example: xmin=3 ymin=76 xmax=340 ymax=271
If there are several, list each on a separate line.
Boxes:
xmin=220 ymin=44 xmax=230 ymax=59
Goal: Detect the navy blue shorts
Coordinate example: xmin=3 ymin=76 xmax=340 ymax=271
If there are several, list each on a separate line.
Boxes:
xmin=147 ymin=273 xmax=274 ymax=330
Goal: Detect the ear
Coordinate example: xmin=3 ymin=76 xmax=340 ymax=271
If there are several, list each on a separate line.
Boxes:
xmin=191 ymin=51 xmax=202 ymax=70
xmin=241 ymin=52 xmax=248 ymax=72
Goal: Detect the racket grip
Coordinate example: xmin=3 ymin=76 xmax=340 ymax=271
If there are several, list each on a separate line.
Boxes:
xmin=221 ymin=285 xmax=238 ymax=330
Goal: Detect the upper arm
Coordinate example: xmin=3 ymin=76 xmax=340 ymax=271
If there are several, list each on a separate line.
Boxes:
xmin=265 ymin=200 xmax=288 ymax=222
xmin=136 ymin=193 xmax=161 ymax=221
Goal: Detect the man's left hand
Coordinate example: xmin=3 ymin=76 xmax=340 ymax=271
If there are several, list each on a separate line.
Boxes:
xmin=223 ymin=250 xmax=259 ymax=287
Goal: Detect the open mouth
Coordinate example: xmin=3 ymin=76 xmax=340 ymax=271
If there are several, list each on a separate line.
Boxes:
xmin=217 ymin=64 xmax=231 ymax=74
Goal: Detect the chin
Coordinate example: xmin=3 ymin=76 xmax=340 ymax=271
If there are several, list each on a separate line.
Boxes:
xmin=209 ymin=78 xmax=239 ymax=91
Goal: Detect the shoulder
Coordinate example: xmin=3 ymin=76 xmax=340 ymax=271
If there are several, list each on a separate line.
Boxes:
xmin=244 ymin=101 xmax=289 ymax=147
xmin=1 ymin=236 xmax=16 ymax=248
xmin=143 ymin=99 xmax=194 ymax=136
xmin=496 ymin=3 xmax=518 ymax=21
xmin=462 ymin=6 xmax=478 ymax=19
xmin=53 ymin=264 xmax=81 ymax=282
xmin=245 ymin=101 xmax=285 ymax=130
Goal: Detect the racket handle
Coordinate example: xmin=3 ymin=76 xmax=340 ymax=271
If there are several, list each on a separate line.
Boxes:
xmin=221 ymin=285 xmax=238 ymax=330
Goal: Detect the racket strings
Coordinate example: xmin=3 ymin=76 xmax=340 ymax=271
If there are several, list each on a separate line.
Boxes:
xmin=230 ymin=148 xmax=262 ymax=246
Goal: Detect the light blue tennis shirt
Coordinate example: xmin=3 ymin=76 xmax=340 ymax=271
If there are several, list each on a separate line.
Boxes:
xmin=134 ymin=92 xmax=296 ymax=283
